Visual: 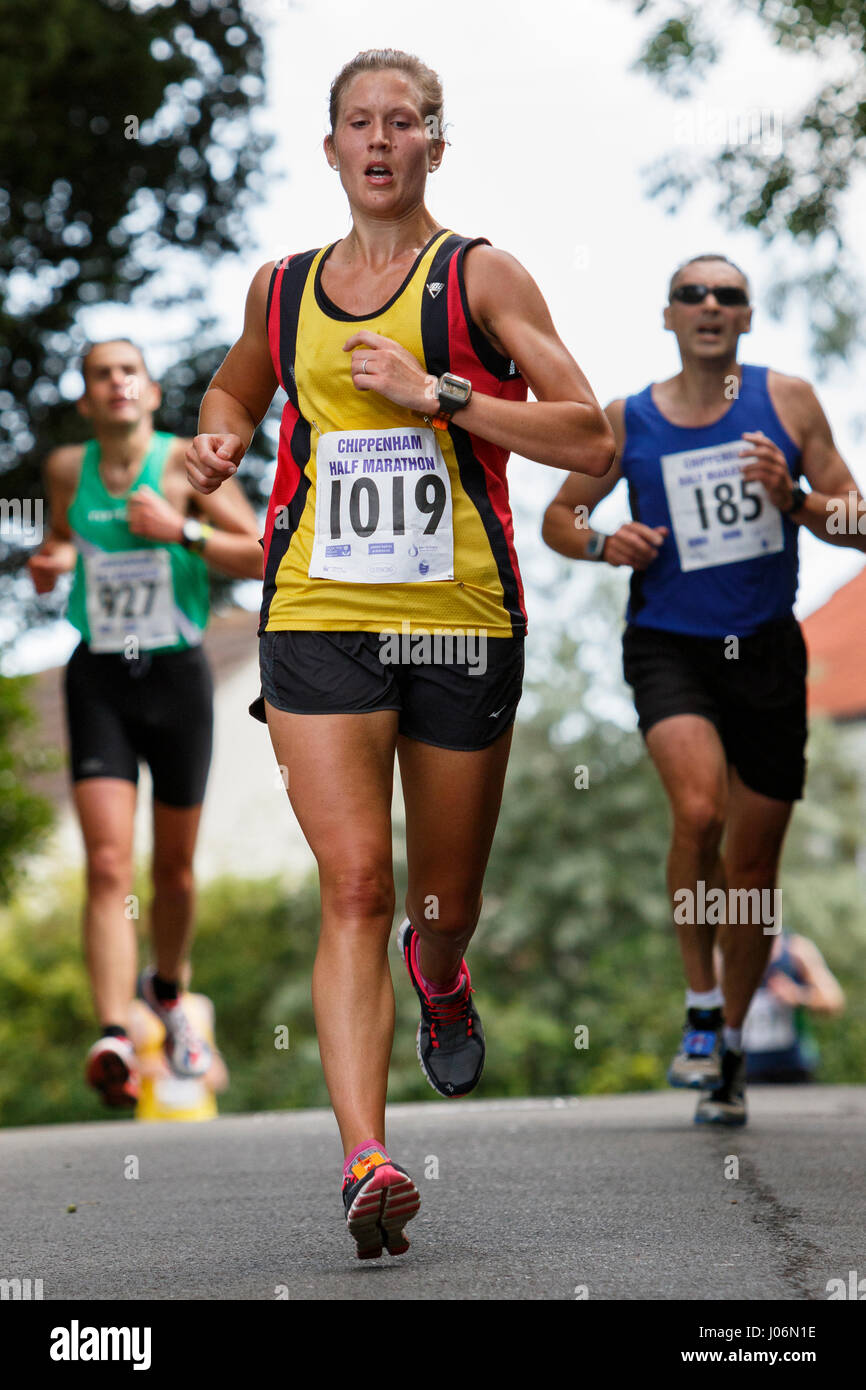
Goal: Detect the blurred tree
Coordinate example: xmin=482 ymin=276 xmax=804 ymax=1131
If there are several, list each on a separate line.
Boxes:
xmin=626 ymin=0 xmax=866 ymax=372
xmin=0 ymin=0 xmax=277 ymax=636
xmin=0 ymin=676 xmax=54 ymax=907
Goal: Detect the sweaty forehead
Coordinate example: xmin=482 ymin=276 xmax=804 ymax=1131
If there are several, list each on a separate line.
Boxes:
xmin=340 ymin=71 xmax=422 ymax=114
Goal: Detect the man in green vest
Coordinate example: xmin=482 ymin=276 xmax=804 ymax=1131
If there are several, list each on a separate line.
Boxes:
xmin=28 ymin=339 xmax=263 ymax=1108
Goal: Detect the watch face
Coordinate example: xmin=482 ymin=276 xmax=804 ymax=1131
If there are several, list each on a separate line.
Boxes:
xmin=439 ymin=374 xmax=472 ymax=405
xmin=184 ymin=520 xmax=203 ymax=544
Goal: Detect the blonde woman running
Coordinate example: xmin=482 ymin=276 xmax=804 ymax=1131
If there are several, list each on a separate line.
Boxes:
xmin=187 ymin=49 xmax=613 ymax=1259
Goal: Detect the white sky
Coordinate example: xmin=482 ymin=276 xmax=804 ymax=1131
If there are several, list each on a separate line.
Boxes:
xmin=11 ymin=0 xmax=865 ymax=675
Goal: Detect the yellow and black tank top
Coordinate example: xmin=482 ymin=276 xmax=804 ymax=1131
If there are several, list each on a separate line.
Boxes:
xmin=261 ymin=229 xmax=528 ymax=636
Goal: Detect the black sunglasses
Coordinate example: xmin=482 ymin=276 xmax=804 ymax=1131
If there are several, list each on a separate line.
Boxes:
xmin=670 ymin=284 xmax=750 ymax=307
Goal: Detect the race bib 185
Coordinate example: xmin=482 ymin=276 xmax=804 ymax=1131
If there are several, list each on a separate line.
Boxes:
xmin=308 ymin=428 xmax=454 ymax=583
xmin=661 ymin=440 xmax=784 ymax=573
xmin=85 ymin=548 xmax=178 ymax=652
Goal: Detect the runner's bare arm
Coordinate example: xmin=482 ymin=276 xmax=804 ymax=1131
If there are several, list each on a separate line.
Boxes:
xmin=188 ymin=262 xmax=279 ymax=494
xmin=458 ymin=246 xmax=615 ymax=474
xmin=27 ymin=447 xmax=81 ymax=592
xmin=128 ymin=462 xmax=264 ymax=580
xmin=542 ymin=400 xmax=668 ymax=567
xmin=787 ymin=938 xmax=845 ymax=1014
xmin=751 ymin=374 xmax=866 ymax=551
xmin=343 ymin=247 xmax=615 ymax=476
xmin=189 ymin=475 xmax=264 ymax=579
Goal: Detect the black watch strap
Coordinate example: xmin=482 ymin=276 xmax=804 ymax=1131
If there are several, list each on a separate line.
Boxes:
xmin=786 ymin=485 xmax=808 ymax=515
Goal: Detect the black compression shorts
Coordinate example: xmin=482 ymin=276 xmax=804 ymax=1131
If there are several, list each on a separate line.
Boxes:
xmin=250 ymin=630 xmax=524 ymax=751
xmin=64 ymin=642 xmax=213 ymax=807
xmin=622 ymin=616 xmax=807 ymax=803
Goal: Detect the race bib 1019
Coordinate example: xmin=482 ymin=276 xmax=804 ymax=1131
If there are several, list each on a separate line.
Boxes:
xmin=308 ymin=428 xmax=454 ymax=583
xmin=660 ymin=440 xmax=784 ymax=573
xmin=85 ymin=548 xmax=178 ymax=652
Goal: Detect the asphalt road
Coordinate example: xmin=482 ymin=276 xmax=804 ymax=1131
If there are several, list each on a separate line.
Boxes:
xmin=1 ymin=1087 xmax=863 ymax=1301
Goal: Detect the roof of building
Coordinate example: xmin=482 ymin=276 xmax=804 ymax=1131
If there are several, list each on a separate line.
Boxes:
xmin=803 ymin=566 xmax=866 ymax=722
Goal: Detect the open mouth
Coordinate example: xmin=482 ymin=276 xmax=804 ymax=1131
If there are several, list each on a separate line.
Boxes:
xmin=365 ymin=163 xmax=393 ymax=183
xmin=696 ymin=323 xmax=722 ymax=341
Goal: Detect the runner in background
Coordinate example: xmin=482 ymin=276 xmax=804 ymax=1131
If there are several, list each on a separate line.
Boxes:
xmin=186 ymin=49 xmax=614 ymax=1257
xmin=543 ymin=254 xmax=866 ymax=1126
xmin=28 ymin=339 xmax=263 ymax=1110
xmin=739 ymin=932 xmax=844 ymax=1084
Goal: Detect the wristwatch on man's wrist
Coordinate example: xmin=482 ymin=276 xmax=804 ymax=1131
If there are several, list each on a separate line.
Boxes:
xmin=181 ymin=518 xmax=213 ymax=553
xmin=784 ymin=485 xmax=808 ymax=516
xmin=425 ymin=372 xmax=472 ymax=431
xmin=585 ymin=529 xmax=608 ymax=561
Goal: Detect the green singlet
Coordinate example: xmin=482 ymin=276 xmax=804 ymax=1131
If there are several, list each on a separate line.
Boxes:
xmin=66 ymin=431 xmax=209 ymax=654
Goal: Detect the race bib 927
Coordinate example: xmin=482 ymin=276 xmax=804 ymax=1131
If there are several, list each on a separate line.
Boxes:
xmin=308 ymin=428 xmax=454 ymax=583
xmin=660 ymin=440 xmax=784 ymax=573
xmin=85 ymin=548 xmax=178 ymax=652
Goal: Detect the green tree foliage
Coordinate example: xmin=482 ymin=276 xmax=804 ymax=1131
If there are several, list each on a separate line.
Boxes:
xmin=627 ymin=0 xmax=866 ymax=370
xmin=0 ymin=677 xmax=54 ymax=907
xmin=0 ymin=0 xmax=275 ymax=634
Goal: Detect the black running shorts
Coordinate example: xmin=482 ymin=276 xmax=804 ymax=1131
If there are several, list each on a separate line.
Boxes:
xmin=250 ymin=630 xmax=524 ymax=751
xmin=64 ymin=642 xmax=214 ymax=807
xmin=622 ymin=616 xmax=807 ymax=803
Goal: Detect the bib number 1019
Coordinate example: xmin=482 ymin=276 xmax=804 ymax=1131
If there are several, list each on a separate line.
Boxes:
xmin=329 ymin=474 xmax=447 ymax=540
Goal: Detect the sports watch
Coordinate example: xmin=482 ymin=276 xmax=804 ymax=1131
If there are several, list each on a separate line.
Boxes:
xmin=585 ymin=529 xmax=608 ymax=561
xmin=425 ymin=373 xmax=472 ymax=431
xmin=181 ymin=518 xmax=213 ymax=553
xmin=784 ymin=486 xmax=808 ymax=516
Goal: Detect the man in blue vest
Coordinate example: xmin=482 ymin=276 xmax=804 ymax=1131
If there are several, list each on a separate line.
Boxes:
xmin=543 ymin=254 xmax=866 ymax=1124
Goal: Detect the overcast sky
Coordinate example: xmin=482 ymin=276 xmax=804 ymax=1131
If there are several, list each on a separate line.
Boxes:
xmin=12 ymin=0 xmax=865 ymax=675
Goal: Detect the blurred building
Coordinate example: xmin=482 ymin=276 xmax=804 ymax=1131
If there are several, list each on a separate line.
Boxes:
xmin=803 ymin=565 xmax=866 ymax=724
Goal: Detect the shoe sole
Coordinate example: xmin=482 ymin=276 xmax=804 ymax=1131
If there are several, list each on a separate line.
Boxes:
xmin=695 ymin=1106 xmax=750 ymax=1128
xmin=668 ymin=1065 xmax=722 ymax=1091
xmin=86 ymin=1051 xmax=138 ymax=1110
xmin=694 ymin=1103 xmax=747 ymax=1126
xmin=346 ymin=1164 xmax=421 ymax=1260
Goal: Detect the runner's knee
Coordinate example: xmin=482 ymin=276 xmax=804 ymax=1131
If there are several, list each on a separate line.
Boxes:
xmin=321 ymin=864 xmax=395 ymax=925
xmin=86 ymin=845 xmax=132 ymax=896
xmin=671 ymin=795 xmax=725 ymax=851
xmin=725 ymin=844 xmax=781 ymax=884
xmin=152 ymin=859 xmax=195 ymax=899
xmin=407 ymin=891 xmax=482 ymax=940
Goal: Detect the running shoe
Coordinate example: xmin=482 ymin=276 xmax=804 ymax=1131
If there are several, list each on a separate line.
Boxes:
xmin=341 ymin=1146 xmax=421 ymax=1260
xmin=694 ymin=1048 xmax=747 ymax=1126
xmin=667 ymin=1007 xmax=724 ymax=1089
xmin=85 ymin=1035 xmax=140 ymax=1109
xmin=137 ymin=967 xmax=212 ymax=1078
xmin=397 ymin=918 xmax=485 ymax=1098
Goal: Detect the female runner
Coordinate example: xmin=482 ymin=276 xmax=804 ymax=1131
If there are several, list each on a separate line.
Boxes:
xmin=186 ymin=49 xmax=614 ymax=1259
